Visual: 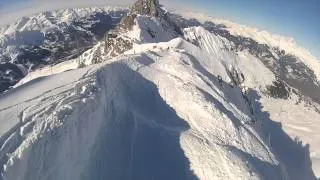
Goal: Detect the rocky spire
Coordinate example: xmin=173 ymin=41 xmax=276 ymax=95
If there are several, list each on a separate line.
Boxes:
xmin=119 ymin=0 xmax=162 ymax=30
xmin=130 ymin=0 xmax=160 ymax=17
xmin=101 ymin=0 xmax=181 ymax=61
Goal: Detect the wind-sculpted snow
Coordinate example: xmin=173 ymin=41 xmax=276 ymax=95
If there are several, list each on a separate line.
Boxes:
xmin=0 ymin=37 xmax=296 ymax=179
xmin=0 ymin=62 xmax=197 ymax=180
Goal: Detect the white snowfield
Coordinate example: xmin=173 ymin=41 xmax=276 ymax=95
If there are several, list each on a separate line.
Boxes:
xmin=0 ymin=37 xmax=282 ymax=179
xmin=0 ymin=8 xmax=319 ymax=180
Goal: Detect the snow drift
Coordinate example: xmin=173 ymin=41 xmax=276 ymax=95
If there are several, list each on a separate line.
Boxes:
xmin=0 ymin=37 xmax=291 ymax=180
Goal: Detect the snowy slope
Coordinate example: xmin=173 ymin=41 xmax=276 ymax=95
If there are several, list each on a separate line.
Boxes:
xmin=182 ymin=26 xmax=320 ymax=179
xmin=183 ymin=26 xmax=320 ymax=178
xmin=0 ymin=37 xmax=288 ymax=180
xmin=1 ymin=29 xmax=319 ymax=179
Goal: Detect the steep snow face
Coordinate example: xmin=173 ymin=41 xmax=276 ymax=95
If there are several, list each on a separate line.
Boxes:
xmin=183 ymin=26 xmax=276 ymax=88
xmin=176 ymin=11 xmax=320 ymax=81
xmin=182 ymin=26 xmax=320 ymax=179
xmin=260 ymin=93 xmax=320 ymax=177
xmin=131 ymin=15 xmax=178 ymax=43
xmin=172 ymin=12 xmax=320 ymax=104
xmin=225 ymin=26 xmax=320 ymax=80
xmin=0 ymin=37 xmax=290 ymax=180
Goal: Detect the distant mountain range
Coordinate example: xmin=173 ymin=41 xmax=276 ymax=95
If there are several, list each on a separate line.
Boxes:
xmin=0 ymin=7 xmax=126 ymax=92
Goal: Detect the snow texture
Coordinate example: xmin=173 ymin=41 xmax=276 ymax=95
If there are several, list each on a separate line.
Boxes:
xmin=0 ymin=4 xmax=319 ymax=180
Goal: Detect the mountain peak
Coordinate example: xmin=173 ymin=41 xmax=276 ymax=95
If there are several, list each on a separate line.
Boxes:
xmin=130 ymin=0 xmax=160 ymax=17
xmin=116 ymin=0 xmax=162 ymax=31
xmin=102 ymin=0 xmax=180 ymax=59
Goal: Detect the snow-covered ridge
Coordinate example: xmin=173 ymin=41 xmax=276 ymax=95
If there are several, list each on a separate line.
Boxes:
xmin=0 ymin=2 xmax=319 ymax=179
xmin=0 ymin=37 xmax=288 ymax=179
xmin=4 ymin=25 xmax=319 ymax=178
xmin=177 ymin=11 xmax=320 ymax=81
xmin=14 ymin=42 xmax=106 ymax=87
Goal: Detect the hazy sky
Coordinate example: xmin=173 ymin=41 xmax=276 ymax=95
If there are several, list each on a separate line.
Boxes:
xmin=0 ymin=0 xmax=319 ymax=59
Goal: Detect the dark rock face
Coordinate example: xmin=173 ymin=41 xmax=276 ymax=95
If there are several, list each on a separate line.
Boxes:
xmin=117 ymin=0 xmax=162 ymax=31
xmin=42 ymin=10 xmax=125 ymax=63
xmin=0 ymin=63 xmax=25 ymax=93
xmin=103 ymin=35 xmax=133 ymax=62
xmin=277 ymin=55 xmax=320 ymax=103
xmin=131 ymin=0 xmax=160 ymax=17
xmin=266 ymin=80 xmax=291 ymax=99
xmin=103 ymin=1 xmax=161 ymax=60
xmin=226 ymin=67 xmax=245 ymax=86
xmin=16 ymin=46 xmax=51 ymax=66
xmin=103 ymin=27 xmax=133 ymax=61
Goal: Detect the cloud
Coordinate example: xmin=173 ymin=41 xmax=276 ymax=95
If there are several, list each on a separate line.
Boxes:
xmin=316 ymin=47 xmax=320 ymax=61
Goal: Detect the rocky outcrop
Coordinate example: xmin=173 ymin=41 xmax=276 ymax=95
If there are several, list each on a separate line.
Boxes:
xmin=103 ymin=0 xmax=181 ymax=61
xmin=131 ymin=0 xmax=160 ymax=17
xmin=119 ymin=0 xmax=162 ymax=30
xmin=266 ymin=80 xmax=291 ymax=99
xmin=103 ymin=0 xmax=160 ymax=60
